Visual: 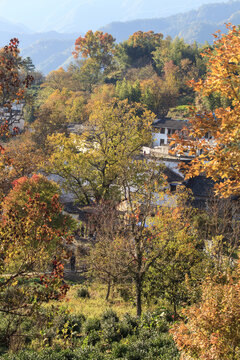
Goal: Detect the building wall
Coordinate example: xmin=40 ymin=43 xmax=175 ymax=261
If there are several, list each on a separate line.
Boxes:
xmin=152 ymin=129 xmax=168 ymax=146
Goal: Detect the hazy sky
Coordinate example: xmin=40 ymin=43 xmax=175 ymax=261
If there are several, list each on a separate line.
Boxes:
xmin=0 ymin=0 xmax=230 ymax=32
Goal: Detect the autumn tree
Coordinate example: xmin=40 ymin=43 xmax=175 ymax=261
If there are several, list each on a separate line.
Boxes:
xmin=0 ymin=38 xmax=33 ymax=132
xmin=171 ymin=263 xmax=240 ymax=360
xmin=0 ymin=175 xmax=74 ymax=318
xmin=46 ymin=99 xmax=154 ymax=204
xmin=87 ymin=158 xmax=166 ymax=316
xmin=32 ymin=88 xmax=86 ymax=149
xmin=118 ymin=160 xmax=167 ymax=316
xmin=73 ymin=30 xmax=115 ymax=72
xmin=44 ymin=67 xmax=72 ymax=91
xmin=87 ymin=83 xmax=115 ymax=112
xmin=115 ymin=31 xmax=163 ymax=69
xmin=125 ymin=64 xmax=157 ymax=82
xmin=0 ymin=132 xmax=44 ymax=198
xmin=145 ymin=196 xmax=208 ymax=316
xmin=87 ymin=203 xmax=130 ymax=300
xmin=172 ymin=24 xmax=240 ymax=197
xmin=140 ymin=74 xmax=179 ymax=118
xmin=195 ymin=195 xmax=240 ymax=272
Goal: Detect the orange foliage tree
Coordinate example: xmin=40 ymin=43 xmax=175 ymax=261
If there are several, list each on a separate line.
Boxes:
xmin=172 ymin=24 xmax=240 ymax=198
xmin=171 ymin=265 xmax=240 ymax=360
xmin=0 ymin=38 xmax=33 ymax=133
xmin=73 ymin=30 xmax=115 ymax=70
xmin=0 ymin=175 xmax=74 ymax=316
xmin=0 ymin=133 xmax=44 ymax=197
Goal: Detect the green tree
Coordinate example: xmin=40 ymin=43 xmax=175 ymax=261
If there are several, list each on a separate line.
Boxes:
xmin=115 ymin=31 xmax=163 ymax=69
xmin=145 ymin=201 xmax=207 ymax=316
xmin=21 ymin=56 xmax=35 ymax=74
xmin=46 ymin=99 xmax=154 ymax=204
xmin=71 ymin=58 xmax=102 ymax=93
xmin=115 ymin=79 xmax=141 ymax=103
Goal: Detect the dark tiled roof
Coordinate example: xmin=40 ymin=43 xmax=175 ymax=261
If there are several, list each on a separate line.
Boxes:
xmin=164 ymin=167 xmax=184 ymax=183
xmin=185 ymin=176 xmax=214 ymax=198
xmin=153 ymin=118 xmax=189 ymax=130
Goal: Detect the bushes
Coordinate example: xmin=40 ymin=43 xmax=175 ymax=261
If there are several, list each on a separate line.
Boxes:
xmin=84 ymin=318 xmax=101 ymax=334
xmin=76 ymin=287 xmax=90 ymax=299
xmin=1 ymin=348 xmax=104 ymax=360
xmin=101 ymin=309 xmax=119 ymax=323
xmin=1 ymin=310 xmax=179 ymax=359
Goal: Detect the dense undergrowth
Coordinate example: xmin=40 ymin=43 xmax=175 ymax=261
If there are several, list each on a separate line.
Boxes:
xmin=1 ymin=308 xmax=179 ymax=360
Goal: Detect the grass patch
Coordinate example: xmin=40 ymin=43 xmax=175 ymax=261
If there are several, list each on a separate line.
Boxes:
xmin=51 ymin=282 xmax=140 ymax=318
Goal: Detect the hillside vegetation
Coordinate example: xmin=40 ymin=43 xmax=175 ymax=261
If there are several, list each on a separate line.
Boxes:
xmin=0 ymin=22 xmax=239 ymax=360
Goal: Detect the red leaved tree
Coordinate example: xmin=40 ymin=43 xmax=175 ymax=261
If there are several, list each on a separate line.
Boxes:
xmin=73 ymin=30 xmax=115 ymax=71
xmin=0 ymin=38 xmax=33 ymax=136
xmin=0 ymin=174 xmax=75 ymax=315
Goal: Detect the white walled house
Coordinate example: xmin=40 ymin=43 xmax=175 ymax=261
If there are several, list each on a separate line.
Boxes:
xmin=152 ymin=118 xmax=188 ymax=147
xmin=0 ymin=102 xmax=25 ymax=132
xmin=142 ymin=118 xmax=190 ymax=161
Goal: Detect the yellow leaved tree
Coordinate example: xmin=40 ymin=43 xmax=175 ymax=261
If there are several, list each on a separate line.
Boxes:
xmin=172 ymin=24 xmax=240 ymax=198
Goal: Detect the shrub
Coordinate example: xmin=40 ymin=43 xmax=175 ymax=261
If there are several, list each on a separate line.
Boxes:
xmin=101 ymin=309 xmax=119 ymax=323
xmin=112 ymin=342 xmax=129 ymax=358
xmin=68 ymin=314 xmax=86 ymax=334
xmin=101 ymin=320 xmax=120 ymax=343
xmin=1 ymin=310 xmax=180 ymax=359
xmin=140 ymin=310 xmax=168 ymax=332
xmin=85 ymin=330 xmax=101 ymax=346
xmin=125 ymin=339 xmax=149 ymax=360
xmin=84 ymin=318 xmax=101 ymax=334
xmin=76 ymin=287 xmax=90 ymax=299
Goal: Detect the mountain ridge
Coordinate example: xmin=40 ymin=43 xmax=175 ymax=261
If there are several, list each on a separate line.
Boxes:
xmin=100 ymin=0 xmax=240 ymax=43
xmin=0 ymin=0 xmax=239 ymax=74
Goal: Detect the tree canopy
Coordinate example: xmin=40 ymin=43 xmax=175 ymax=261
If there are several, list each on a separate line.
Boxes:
xmin=172 ymin=24 xmax=240 ymax=198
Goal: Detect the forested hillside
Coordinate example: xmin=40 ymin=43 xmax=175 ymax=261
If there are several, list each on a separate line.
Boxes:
xmin=0 ymin=17 xmax=239 ymax=360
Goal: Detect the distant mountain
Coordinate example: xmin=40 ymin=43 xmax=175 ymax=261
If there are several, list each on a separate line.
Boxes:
xmin=100 ymin=1 xmax=240 ymax=43
xmin=21 ymin=39 xmax=75 ymax=75
xmin=0 ymin=30 xmax=77 ymax=49
xmin=0 ymin=19 xmax=78 ymax=74
xmin=0 ymin=1 xmax=239 ymax=74
xmin=0 ymin=0 xmax=226 ymax=34
xmin=0 ymin=17 xmax=31 ymax=34
xmin=41 ymin=0 xmax=226 ymax=33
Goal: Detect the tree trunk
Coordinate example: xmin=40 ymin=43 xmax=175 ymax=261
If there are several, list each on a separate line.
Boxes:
xmin=136 ymin=276 xmax=142 ymax=317
xmin=106 ymin=280 xmax=111 ymax=301
xmin=173 ymin=301 xmax=177 ymax=319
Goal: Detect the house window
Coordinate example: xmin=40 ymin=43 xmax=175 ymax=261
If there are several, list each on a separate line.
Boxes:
xmin=168 ymin=128 xmax=172 ymax=135
xmin=170 ymin=184 xmax=177 ymax=192
xmin=160 ymin=139 xmax=165 ymax=146
xmin=160 ymin=128 xmax=165 ymax=134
